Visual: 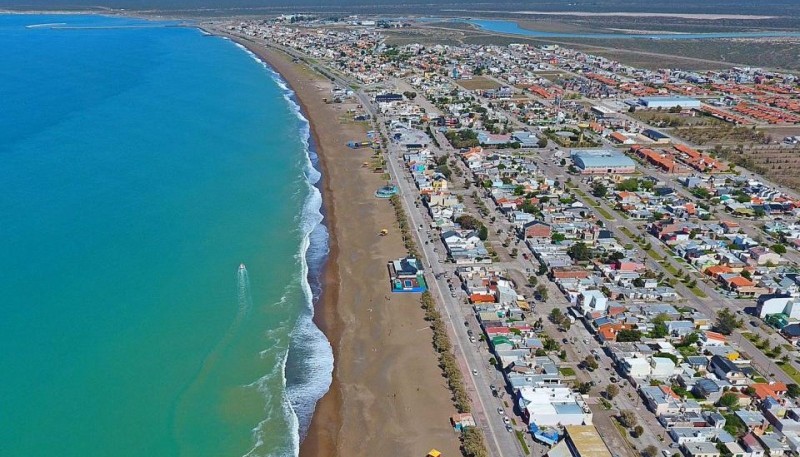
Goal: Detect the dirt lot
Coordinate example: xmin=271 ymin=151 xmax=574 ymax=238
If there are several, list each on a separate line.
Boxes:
xmin=457 ymin=76 xmax=502 ymax=91
xmin=670 ymin=125 xmax=770 ymax=146
xmin=723 ymin=144 xmax=800 ymax=190
xmin=632 ymin=111 xmax=727 ymax=128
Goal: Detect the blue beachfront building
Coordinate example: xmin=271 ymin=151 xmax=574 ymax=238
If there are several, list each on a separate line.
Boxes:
xmin=387 ymin=257 xmax=427 ymax=293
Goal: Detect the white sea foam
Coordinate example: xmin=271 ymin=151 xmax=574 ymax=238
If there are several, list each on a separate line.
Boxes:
xmin=236 ymin=42 xmax=333 ymax=457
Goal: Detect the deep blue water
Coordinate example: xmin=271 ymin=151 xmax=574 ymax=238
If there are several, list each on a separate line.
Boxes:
xmin=0 ymin=14 xmax=331 ymax=457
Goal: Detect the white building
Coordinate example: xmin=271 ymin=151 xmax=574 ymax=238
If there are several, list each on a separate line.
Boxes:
xmin=579 ymin=290 xmax=608 ymax=315
xmin=758 ymin=296 xmax=800 ymax=319
xmin=517 ymin=386 xmax=593 ymax=426
xmin=651 ymin=357 xmax=677 ymax=378
xmin=623 ymin=357 xmax=651 ymax=378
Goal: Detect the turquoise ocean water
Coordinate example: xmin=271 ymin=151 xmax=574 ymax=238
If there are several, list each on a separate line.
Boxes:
xmin=0 ymin=14 xmax=332 ymax=457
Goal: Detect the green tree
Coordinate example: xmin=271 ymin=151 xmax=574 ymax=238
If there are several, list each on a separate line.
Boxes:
xmin=551 ymin=233 xmax=566 ymax=243
xmin=651 ymin=313 xmax=669 ymax=338
xmin=592 ymin=182 xmax=608 ymax=198
xmin=456 ymin=215 xmax=482 ymax=230
xmin=536 ymin=285 xmax=549 ymax=301
xmin=682 ymin=332 xmax=700 ymax=346
xmin=619 ymin=409 xmax=638 ymax=428
xmin=788 ymin=384 xmax=800 ymax=398
xmin=584 ymin=355 xmax=599 ymax=371
xmin=617 ymin=329 xmax=642 ymax=342
xmin=634 ymin=425 xmax=644 ymax=438
xmin=724 ymin=413 xmax=747 ymax=438
xmin=615 ymin=178 xmax=640 ymax=192
xmin=568 ymin=242 xmax=592 ymax=261
xmin=528 ymin=276 xmax=538 ymax=287
xmin=772 ymin=244 xmax=787 ymax=255
xmin=718 ymin=392 xmax=740 ymax=410
xmin=478 ymin=225 xmax=489 ymax=241
xmin=643 ymin=445 xmax=659 ymax=457
xmin=715 ymin=309 xmax=743 ymax=335
xmin=606 ymin=384 xmax=619 ymax=400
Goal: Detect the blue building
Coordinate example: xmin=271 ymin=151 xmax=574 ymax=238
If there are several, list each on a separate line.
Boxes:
xmin=638 ymin=96 xmax=701 ymax=109
xmin=387 ymin=257 xmax=427 ymax=293
xmin=571 ymin=149 xmax=636 ymax=175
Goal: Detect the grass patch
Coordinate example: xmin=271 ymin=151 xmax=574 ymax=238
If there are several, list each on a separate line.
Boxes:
xmin=689 ymin=286 xmax=708 ymax=299
xmin=777 ymin=361 xmax=800 ymax=384
xmin=646 ymin=249 xmax=663 ymax=261
xmin=516 ymin=430 xmax=531 ymax=455
xmin=661 ymin=262 xmax=679 ymax=275
xmin=560 ymin=367 xmax=577 ymax=376
xmin=596 ymin=206 xmax=614 ymax=219
xmin=612 ymin=419 xmax=635 ymax=447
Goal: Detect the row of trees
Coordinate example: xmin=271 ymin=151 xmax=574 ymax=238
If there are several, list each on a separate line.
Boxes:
xmin=389 ymin=195 xmax=419 ymax=258
xmin=420 ymin=292 xmax=472 ymax=413
xmin=390 ymin=189 xmax=488 ymax=456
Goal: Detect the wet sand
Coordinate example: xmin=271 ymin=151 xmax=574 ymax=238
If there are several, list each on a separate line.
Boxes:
xmin=208 ymin=29 xmax=462 ymax=457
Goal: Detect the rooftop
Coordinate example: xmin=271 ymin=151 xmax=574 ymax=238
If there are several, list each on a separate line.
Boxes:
xmin=565 ymin=425 xmax=613 ymax=457
xmin=571 ymin=149 xmax=636 ymax=169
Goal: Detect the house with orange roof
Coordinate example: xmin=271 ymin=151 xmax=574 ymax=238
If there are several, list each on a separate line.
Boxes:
xmin=721 ymin=220 xmax=740 ymax=233
xmin=704 ymin=265 xmax=733 ymax=278
xmin=721 ymin=275 xmax=767 ymax=297
xmin=470 ymin=293 xmax=496 ymax=304
xmin=610 ymin=131 xmax=635 ymax=145
xmin=750 ymin=382 xmax=788 ymax=401
xmin=597 ymin=323 xmax=631 ymax=342
xmin=701 ymin=331 xmax=727 ymax=347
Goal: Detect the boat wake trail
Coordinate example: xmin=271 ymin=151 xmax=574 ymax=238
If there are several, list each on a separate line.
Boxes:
xmin=237 ymin=263 xmax=253 ymax=324
xmin=172 ymin=263 xmax=255 ymax=451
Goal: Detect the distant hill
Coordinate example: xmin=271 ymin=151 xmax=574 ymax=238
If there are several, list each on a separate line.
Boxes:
xmin=2 ymin=0 xmax=799 ymax=17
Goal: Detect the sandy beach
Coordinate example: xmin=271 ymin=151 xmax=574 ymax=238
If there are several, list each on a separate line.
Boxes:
xmin=208 ymin=28 xmax=463 ymax=457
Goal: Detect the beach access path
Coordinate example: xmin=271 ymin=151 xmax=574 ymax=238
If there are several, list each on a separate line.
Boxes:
xmin=206 ymin=29 xmax=464 ymax=457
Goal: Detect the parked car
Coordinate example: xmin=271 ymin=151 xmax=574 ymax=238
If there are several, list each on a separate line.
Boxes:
xmin=497 ymin=407 xmax=504 ymax=415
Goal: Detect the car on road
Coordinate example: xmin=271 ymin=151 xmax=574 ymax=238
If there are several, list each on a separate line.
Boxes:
xmin=562 ymin=338 xmax=569 ymax=344
xmin=505 ymin=424 xmax=513 ymax=433
xmin=472 ymin=369 xmax=478 ymax=375
xmin=610 ymin=377 xmax=618 ymax=383
xmin=497 ymin=407 xmax=504 ymax=415
xmin=467 ymin=329 xmax=474 ymax=337
xmin=750 ymin=320 xmax=759 ymax=327
xmin=503 ymin=417 xmax=510 ymax=425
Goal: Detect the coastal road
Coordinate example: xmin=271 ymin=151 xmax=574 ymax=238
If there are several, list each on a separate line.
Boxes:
xmin=379 ymin=109 xmax=526 ymax=457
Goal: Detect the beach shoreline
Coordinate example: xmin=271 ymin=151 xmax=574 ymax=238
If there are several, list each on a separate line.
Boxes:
xmin=205 ymin=25 xmax=462 ymax=457
xmin=216 ymin=31 xmax=346 ymax=454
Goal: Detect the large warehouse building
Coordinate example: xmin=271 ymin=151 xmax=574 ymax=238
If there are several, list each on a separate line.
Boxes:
xmin=571 ymin=149 xmax=636 ymax=174
xmin=638 ymin=96 xmax=702 ymax=109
